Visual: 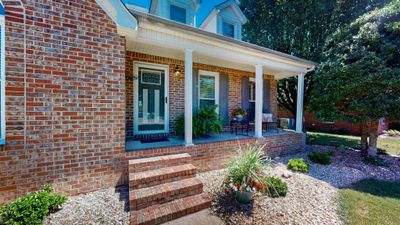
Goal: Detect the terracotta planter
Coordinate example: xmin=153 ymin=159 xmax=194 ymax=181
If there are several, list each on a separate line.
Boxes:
xmin=235 ymin=191 xmax=253 ymax=204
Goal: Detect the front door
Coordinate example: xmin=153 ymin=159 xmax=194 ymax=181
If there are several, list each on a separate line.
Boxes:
xmin=134 ymin=63 xmax=169 ymax=135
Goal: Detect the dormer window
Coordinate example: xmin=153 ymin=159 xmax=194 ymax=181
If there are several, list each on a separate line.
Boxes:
xmin=170 ymin=4 xmax=187 ymax=24
xmin=222 ymin=21 xmax=235 ymax=38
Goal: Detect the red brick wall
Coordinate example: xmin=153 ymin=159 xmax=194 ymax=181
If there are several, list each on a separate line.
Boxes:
xmin=279 ymin=110 xmax=362 ymax=135
xmin=0 ymin=0 xmax=126 ymax=204
xmin=125 ymin=133 xmax=305 ymax=172
xmin=125 ymin=51 xmax=278 ymax=139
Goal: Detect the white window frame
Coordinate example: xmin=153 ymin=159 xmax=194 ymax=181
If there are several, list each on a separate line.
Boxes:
xmin=168 ymin=0 xmax=192 ymax=25
xmin=198 ymin=70 xmax=219 ymax=113
xmin=249 ymin=77 xmax=256 ymax=103
xmin=222 ymin=19 xmax=235 ymax=38
xmin=0 ymin=11 xmax=5 ymax=145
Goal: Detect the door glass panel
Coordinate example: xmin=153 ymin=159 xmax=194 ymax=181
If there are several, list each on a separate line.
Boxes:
xmin=138 ymin=68 xmax=165 ymax=132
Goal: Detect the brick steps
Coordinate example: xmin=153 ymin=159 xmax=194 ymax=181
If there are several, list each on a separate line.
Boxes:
xmin=129 ymin=164 xmax=197 ymax=189
xmin=128 ymin=153 xmax=211 ymax=225
xmin=129 ymin=153 xmax=192 ymax=173
xmin=129 ymin=177 xmax=203 ymax=210
xmin=130 ymin=193 xmax=211 ymax=225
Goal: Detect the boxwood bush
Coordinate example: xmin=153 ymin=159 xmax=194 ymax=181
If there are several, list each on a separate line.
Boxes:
xmin=263 ymin=176 xmax=288 ymax=197
xmin=287 ymin=158 xmax=309 ymax=172
xmin=0 ymin=186 xmax=67 ymax=225
xmin=308 ymin=151 xmax=332 ymax=165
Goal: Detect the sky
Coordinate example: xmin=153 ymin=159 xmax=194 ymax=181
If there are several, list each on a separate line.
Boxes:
xmin=122 ymin=0 xmax=229 ymax=26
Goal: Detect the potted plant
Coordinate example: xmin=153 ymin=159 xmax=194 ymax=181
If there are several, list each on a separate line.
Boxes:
xmin=223 ymin=144 xmax=270 ymax=204
xmin=232 ymin=108 xmax=246 ymax=121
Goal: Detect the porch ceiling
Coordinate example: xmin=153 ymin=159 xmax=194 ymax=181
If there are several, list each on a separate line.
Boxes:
xmin=122 ymin=10 xmax=318 ymax=80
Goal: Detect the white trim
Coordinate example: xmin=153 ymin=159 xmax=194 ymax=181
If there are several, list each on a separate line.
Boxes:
xmin=133 ymin=62 xmax=170 ymax=135
xmin=198 ymin=70 xmax=219 ymax=113
xmin=184 ymin=49 xmax=194 ymax=146
xmin=296 ymin=73 xmax=305 ymax=133
xmin=254 ymin=64 xmax=263 ymax=138
xmin=0 ymin=13 xmax=5 ymax=145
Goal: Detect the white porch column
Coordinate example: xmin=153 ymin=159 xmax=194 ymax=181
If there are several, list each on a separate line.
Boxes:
xmin=254 ymin=64 xmax=263 ymax=138
xmin=296 ymin=73 xmax=305 ymax=133
xmin=184 ymin=49 xmax=194 ymax=146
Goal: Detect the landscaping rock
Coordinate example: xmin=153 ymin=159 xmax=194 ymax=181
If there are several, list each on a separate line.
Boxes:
xmin=44 ymin=186 xmax=129 ymax=225
xmin=44 ymin=145 xmax=400 ymax=225
xmin=282 ymin=170 xmax=292 ymax=178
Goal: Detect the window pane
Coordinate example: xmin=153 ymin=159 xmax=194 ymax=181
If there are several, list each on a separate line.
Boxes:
xmin=249 ymin=81 xmax=255 ymax=102
xmin=200 ymin=99 xmax=215 ymax=109
xmin=199 ymin=75 xmax=215 ymax=99
xmin=222 ymin=22 xmax=234 ymax=38
xmin=170 ymin=4 xmax=186 ymax=24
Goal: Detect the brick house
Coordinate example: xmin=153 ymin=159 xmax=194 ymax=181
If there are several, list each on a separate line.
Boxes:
xmin=0 ymin=0 xmax=317 ymax=223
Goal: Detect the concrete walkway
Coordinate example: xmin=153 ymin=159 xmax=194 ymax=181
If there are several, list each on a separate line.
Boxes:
xmin=162 ymin=209 xmax=225 ymax=225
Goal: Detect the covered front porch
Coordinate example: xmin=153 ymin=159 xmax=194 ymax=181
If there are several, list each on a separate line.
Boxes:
xmin=126 ymin=129 xmax=295 ymax=151
xmin=121 ymin=10 xmax=316 ymax=152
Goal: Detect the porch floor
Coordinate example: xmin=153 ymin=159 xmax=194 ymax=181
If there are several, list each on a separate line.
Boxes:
xmin=126 ymin=129 xmax=296 ymax=152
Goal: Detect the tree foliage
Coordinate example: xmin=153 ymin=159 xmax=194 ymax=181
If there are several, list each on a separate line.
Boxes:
xmin=310 ymin=0 xmax=400 ymax=156
xmin=240 ymin=0 xmax=390 ymax=117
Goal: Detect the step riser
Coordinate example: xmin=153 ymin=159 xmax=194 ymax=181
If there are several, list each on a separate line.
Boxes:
xmin=129 ymin=166 xmax=197 ymax=189
xmin=129 ymin=154 xmax=192 ymax=173
xmin=131 ymin=193 xmax=212 ymax=225
xmin=130 ymin=174 xmax=196 ymax=190
xmin=130 ymin=182 xmax=203 ymax=211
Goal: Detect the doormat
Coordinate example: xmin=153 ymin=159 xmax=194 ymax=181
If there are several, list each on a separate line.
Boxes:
xmin=140 ymin=138 xmax=170 ymax=144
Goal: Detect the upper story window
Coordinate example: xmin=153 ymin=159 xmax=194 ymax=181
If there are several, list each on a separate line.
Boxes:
xmin=222 ymin=21 xmax=235 ymax=38
xmin=170 ymin=4 xmax=187 ymax=24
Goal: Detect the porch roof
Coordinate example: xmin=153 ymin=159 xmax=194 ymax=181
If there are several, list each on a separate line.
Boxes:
xmin=120 ymin=9 xmax=318 ymax=79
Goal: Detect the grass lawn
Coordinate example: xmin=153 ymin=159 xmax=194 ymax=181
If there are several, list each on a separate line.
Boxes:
xmin=339 ymin=179 xmax=400 ymax=225
xmin=307 ymin=132 xmax=400 ymax=156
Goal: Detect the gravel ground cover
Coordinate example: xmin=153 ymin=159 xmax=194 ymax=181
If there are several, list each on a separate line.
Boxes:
xmin=45 ymin=146 xmax=399 ymax=225
xmin=44 ymin=186 xmax=130 ymax=225
xmin=198 ymin=146 xmax=399 ymax=225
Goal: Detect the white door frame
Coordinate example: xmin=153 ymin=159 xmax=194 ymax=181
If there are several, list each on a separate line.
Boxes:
xmin=134 ymin=62 xmax=170 ymax=135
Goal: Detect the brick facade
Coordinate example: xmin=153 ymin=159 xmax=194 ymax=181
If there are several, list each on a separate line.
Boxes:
xmin=0 ymin=1 xmax=302 ymax=205
xmin=126 ymin=133 xmax=305 ymax=172
xmin=125 ymin=51 xmax=278 ymax=139
xmin=0 ymin=0 xmax=126 ymax=204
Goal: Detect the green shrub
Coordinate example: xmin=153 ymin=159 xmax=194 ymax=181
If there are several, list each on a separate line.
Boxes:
xmin=0 ymin=186 xmax=67 ymax=225
xmin=363 ymin=156 xmax=388 ymax=167
xmin=263 ymin=176 xmax=288 ymax=197
xmin=175 ymin=105 xmax=223 ymax=138
xmin=308 ymin=151 xmax=332 ymax=165
xmin=287 ymin=158 xmax=309 ymax=172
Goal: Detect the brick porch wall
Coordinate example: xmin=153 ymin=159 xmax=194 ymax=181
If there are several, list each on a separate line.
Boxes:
xmin=125 ymin=133 xmax=306 ymax=172
xmin=0 ymin=0 xmax=126 ymax=204
xmin=125 ymin=51 xmax=278 ymax=139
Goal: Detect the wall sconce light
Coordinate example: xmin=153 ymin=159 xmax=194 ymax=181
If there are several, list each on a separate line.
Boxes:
xmin=174 ymin=65 xmax=181 ymax=76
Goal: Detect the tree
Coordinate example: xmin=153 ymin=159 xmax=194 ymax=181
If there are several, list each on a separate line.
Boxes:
xmin=240 ymin=0 xmax=390 ymax=121
xmin=310 ymin=0 xmax=400 ymax=157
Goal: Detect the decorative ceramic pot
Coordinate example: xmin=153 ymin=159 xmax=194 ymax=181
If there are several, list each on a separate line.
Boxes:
xmin=235 ymin=115 xmax=244 ymax=122
xmin=235 ymin=191 xmax=253 ymax=204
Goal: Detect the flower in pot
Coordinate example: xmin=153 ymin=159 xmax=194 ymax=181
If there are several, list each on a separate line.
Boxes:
xmin=232 ymin=108 xmax=246 ymax=121
xmin=223 ymin=144 xmax=271 ymax=204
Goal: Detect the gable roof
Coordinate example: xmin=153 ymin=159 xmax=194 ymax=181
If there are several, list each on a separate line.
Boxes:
xmin=122 ymin=0 xmax=247 ymax=28
xmin=197 ymin=0 xmax=247 ymax=27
